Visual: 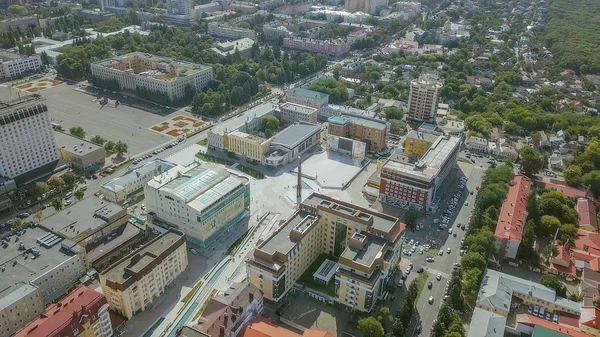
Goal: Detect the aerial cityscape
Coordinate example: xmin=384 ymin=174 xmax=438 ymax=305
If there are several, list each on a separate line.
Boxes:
xmin=0 ymin=0 xmax=599 ymax=337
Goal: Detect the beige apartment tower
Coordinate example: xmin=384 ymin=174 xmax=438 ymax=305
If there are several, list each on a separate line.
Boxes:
xmin=407 ymin=75 xmax=443 ymax=123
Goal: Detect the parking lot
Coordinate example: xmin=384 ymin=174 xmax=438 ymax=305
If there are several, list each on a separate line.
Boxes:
xmin=44 ymin=84 xmax=182 ymax=155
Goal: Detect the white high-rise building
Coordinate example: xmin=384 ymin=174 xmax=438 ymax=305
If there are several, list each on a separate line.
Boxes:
xmin=166 ymin=0 xmax=192 ymax=16
xmin=0 ymin=89 xmax=58 ymax=180
xmin=407 ymin=75 xmax=442 ymax=123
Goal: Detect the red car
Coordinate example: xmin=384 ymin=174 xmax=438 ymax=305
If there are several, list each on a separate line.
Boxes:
xmin=475 ymin=186 xmax=480 ymax=190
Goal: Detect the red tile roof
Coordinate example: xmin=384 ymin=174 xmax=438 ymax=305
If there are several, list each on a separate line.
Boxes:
xmin=14 ymin=286 xmax=109 ymax=337
xmin=495 ymin=175 xmax=532 ymax=244
xmin=538 ymin=179 xmax=588 ymax=199
xmin=575 ymin=229 xmax=600 ymax=252
xmin=577 ymin=198 xmax=598 ymax=231
xmin=241 ymin=320 xmax=333 ymax=337
xmin=580 ymin=306 xmax=600 ymax=330
xmin=516 ymin=314 xmax=593 ymax=337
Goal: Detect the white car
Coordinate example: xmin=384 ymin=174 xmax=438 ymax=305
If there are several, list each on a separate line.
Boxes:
xmin=436 ymin=273 xmax=442 ymax=281
xmin=447 ymin=247 xmax=452 ymax=254
xmin=448 ymin=228 xmax=453 ymax=234
xmin=465 ymin=202 xmax=469 ymax=206
xmin=433 ymin=219 xmax=440 ymax=224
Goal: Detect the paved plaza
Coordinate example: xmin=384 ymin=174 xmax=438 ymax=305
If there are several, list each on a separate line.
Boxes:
xmin=43 ymin=84 xmax=182 ymax=155
xmin=293 ymin=151 xmax=366 ymax=189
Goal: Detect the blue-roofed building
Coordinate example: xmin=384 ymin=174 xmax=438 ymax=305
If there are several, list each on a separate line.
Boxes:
xmin=144 ymin=163 xmax=250 ymax=248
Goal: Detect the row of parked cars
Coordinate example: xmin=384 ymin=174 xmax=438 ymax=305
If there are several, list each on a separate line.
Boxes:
xmin=131 ymin=139 xmax=182 ymax=165
xmin=529 ymin=305 xmax=559 ymax=323
xmin=436 ymin=177 xmax=469 ymax=230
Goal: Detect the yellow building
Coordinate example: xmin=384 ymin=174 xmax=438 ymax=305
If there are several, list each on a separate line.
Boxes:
xmin=246 ymin=193 xmax=405 ymax=312
xmin=100 ymin=230 xmax=188 ymax=319
xmin=224 ymin=130 xmax=272 ymax=164
xmin=403 ymin=130 xmax=439 ymax=158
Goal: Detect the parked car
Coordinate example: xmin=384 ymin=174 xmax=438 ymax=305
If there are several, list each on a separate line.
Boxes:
xmin=428 ymin=296 xmax=434 ymax=304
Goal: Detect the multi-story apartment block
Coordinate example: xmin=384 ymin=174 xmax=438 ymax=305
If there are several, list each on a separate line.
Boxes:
xmin=100 ymin=230 xmax=187 ymax=319
xmin=345 ymin=0 xmax=387 ymax=15
xmin=0 ymin=51 xmax=41 ymax=80
xmin=327 ymin=114 xmax=387 ymax=151
xmin=0 ymin=16 xmax=38 ymax=34
xmin=407 ymin=75 xmax=442 ymax=123
xmin=246 ymin=193 xmax=405 ymax=312
xmin=285 ymin=87 xmax=329 ymax=110
xmin=90 ymin=52 xmax=213 ymax=102
xmin=0 ymin=226 xmax=87 ymax=337
xmin=283 ymin=37 xmax=352 ymax=57
xmin=262 ymin=22 xmax=294 ymax=41
xmin=0 ymin=89 xmax=59 ymax=182
xmin=102 ymin=159 xmax=176 ymax=203
xmin=278 ymin=102 xmax=318 ymax=126
xmin=13 ymin=286 xmax=113 ymax=337
xmin=207 ymin=22 xmax=257 ymax=40
xmin=495 ymin=174 xmax=531 ymax=260
xmin=379 ymin=134 xmax=460 ymax=211
xmin=167 ymin=0 xmax=192 ymax=16
xmin=144 ymin=164 xmax=250 ymax=248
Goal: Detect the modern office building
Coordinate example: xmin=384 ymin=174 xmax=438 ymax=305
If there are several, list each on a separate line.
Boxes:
xmin=495 ymin=174 xmax=532 ymax=260
xmin=194 ymin=282 xmax=263 ymax=337
xmin=0 ymin=226 xmax=87 ymax=337
xmin=207 ymin=23 xmax=257 ymax=40
xmin=53 ymin=131 xmax=106 ymax=173
xmin=144 ymin=164 xmax=250 ymax=248
xmin=407 ymin=75 xmax=442 ymax=123
xmin=327 ymin=114 xmax=387 ymax=151
xmin=100 ymin=230 xmax=187 ymax=319
xmin=90 ymin=52 xmax=213 ymax=102
xmin=246 ymin=193 xmax=405 ymax=312
xmin=101 ymin=159 xmax=176 ymax=203
xmin=210 ymin=38 xmax=255 ymax=58
xmin=379 ymin=134 xmax=460 ymax=211
xmin=264 ymin=122 xmax=321 ymax=168
xmin=13 ymin=286 xmax=113 ymax=337
xmin=283 ymin=37 xmax=352 ymax=57
xmin=0 ymin=51 xmax=41 ymax=80
xmin=0 ymin=89 xmax=59 ymax=183
xmin=285 ymin=87 xmax=329 ymax=110
xmin=278 ymin=102 xmax=318 ymax=126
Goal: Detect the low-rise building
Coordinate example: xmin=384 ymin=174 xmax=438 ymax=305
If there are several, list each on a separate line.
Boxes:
xmin=320 ymin=103 xmax=377 ymax=121
xmin=0 ymin=226 xmax=87 ymax=337
xmin=246 ymin=193 xmax=405 ymax=312
xmin=101 ymin=159 xmax=176 ymax=203
xmin=91 ymin=52 xmax=213 ymax=102
xmin=144 ymin=164 xmax=250 ymax=248
xmin=264 ymin=122 xmax=321 ymax=168
xmin=283 ymin=37 xmax=352 ymax=57
xmin=327 ymin=114 xmax=387 ymax=152
xmin=13 ymin=286 xmax=113 ymax=337
xmin=262 ymin=22 xmax=294 ymax=41
xmin=383 ymin=39 xmax=418 ymax=55
xmin=240 ymin=320 xmax=334 ymax=337
xmin=0 ymin=51 xmax=41 ymax=80
xmin=210 ymin=38 xmax=255 ymax=58
xmin=494 ymin=174 xmax=532 ymax=260
xmin=194 ymin=282 xmax=263 ymax=337
xmin=278 ymin=102 xmax=318 ymax=125
xmin=207 ymin=22 xmax=257 ymax=40
xmin=489 ymin=139 xmax=518 ymax=161
xmin=100 ymin=230 xmax=187 ymax=319
xmin=53 ymin=131 xmax=106 ymax=173
xmin=577 ymin=198 xmax=598 ymax=232
xmin=285 ymin=87 xmax=329 ymax=110
xmin=466 ymin=136 xmax=489 ymax=154
xmin=0 ymin=17 xmax=38 ymax=34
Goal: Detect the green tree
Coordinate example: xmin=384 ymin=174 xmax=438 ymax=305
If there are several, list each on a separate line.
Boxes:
xmin=74 ymin=189 xmax=84 ymax=201
xmin=540 ymin=274 xmax=567 ymax=297
xmin=104 ymin=141 xmax=116 ymax=154
xmin=48 ymin=176 xmax=65 ymax=191
xmin=404 ymin=210 xmax=420 ymax=231
xmin=384 ymin=107 xmax=403 ymax=120
xmin=358 ymin=317 xmax=385 ymax=337
xmin=51 ymin=198 xmax=64 ymax=211
xmin=7 ymin=4 xmax=29 ymax=17
xmin=519 ymin=146 xmax=544 ymax=176
xmin=260 ymin=115 xmax=280 ymax=137
xmin=391 ymin=319 xmax=404 ymax=337
xmin=62 ymin=171 xmax=77 ymax=187
xmin=11 ymin=218 xmax=23 ymax=229
xmin=461 ymin=252 xmax=486 ymax=271
xmin=115 ymin=141 xmax=128 ymax=157
xmin=559 ymin=223 xmax=578 ymax=245
xmin=540 ymin=215 xmax=562 ymax=237
xmin=595 ymin=296 xmax=600 ymax=309
xmin=69 ymin=126 xmax=86 ymax=138
xmin=90 ymin=135 xmax=106 ymax=145
xmin=582 ymin=170 xmax=600 ymax=196
xmin=32 ymin=181 xmax=49 ymax=199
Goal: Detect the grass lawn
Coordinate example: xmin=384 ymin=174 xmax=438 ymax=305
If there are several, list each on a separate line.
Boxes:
xmin=458 ymin=157 xmax=471 ymax=164
xmin=296 ymin=253 xmax=338 ymax=297
xmin=414 ymin=273 xmax=428 ymax=299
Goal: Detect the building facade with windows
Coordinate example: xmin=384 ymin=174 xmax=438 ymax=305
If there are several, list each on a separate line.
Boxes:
xmin=0 ymin=52 xmax=41 ymax=80
xmin=101 ymin=159 xmax=176 ymax=203
xmin=90 ymin=52 xmax=213 ymax=102
xmin=246 ymin=193 xmax=404 ymax=312
xmin=53 ymin=131 xmax=106 ymax=173
xmin=285 ymin=87 xmax=329 ymax=110
xmin=207 ymin=23 xmax=257 ymax=40
xmin=100 ymin=230 xmax=187 ymax=319
xmin=0 ymin=89 xmax=59 ymax=182
xmin=379 ymin=135 xmax=460 ymax=211
xmin=407 ymin=75 xmax=442 ymax=123
xmin=327 ymin=115 xmax=387 ymax=151
xmin=144 ymin=164 xmax=250 ymax=248
xmin=495 ymin=174 xmax=531 ymax=260
xmin=13 ymin=286 xmax=113 ymax=337
xmin=278 ymin=102 xmax=318 ymax=126
xmin=466 ymin=135 xmax=489 ymax=154
xmin=283 ymin=37 xmax=352 ymax=57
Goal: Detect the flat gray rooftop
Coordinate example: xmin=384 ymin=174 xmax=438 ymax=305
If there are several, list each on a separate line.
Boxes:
xmin=0 ymin=226 xmax=79 ymax=303
xmin=86 ymin=223 xmax=142 ymax=263
xmin=103 ymin=231 xmax=183 ymax=285
xmin=41 ymin=197 xmax=124 ymax=241
xmin=271 ymin=122 xmax=320 ymax=149
xmin=340 ymin=233 xmax=387 ymax=267
xmin=259 ymin=211 xmax=317 ymax=256
xmin=53 ymin=131 xmax=104 ymax=157
xmin=211 ymin=102 xmax=277 ymax=136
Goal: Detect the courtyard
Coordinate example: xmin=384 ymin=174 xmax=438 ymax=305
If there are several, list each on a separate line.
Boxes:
xmin=43 ymin=84 xmax=184 ymax=155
